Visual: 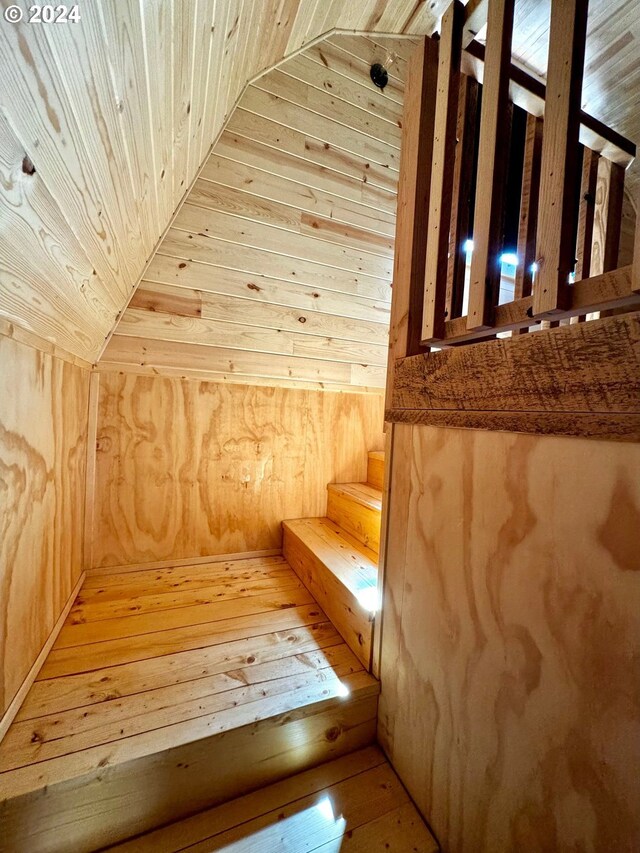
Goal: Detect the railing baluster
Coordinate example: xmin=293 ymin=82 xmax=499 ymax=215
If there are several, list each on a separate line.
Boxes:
xmin=575 ymin=147 xmax=599 ymax=281
xmin=421 ymin=0 xmax=465 ymax=343
xmin=533 ymin=0 xmax=589 ymax=316
xmin=466 ymin=0 xmax=515 ymax=332
xmin=515 ymin=113 xmax=543 ymax=301
xmin=446 ymin=74 xmax=480 ymax=322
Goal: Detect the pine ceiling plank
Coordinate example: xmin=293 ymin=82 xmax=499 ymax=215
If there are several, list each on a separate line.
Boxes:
xmin=303 ymin=41 xmax=405 ymax=105
xmin=101 ymin=336 xmax=357 ymax=387
xmin=0 ymin=113 xmax=115 ymax=359
xmin=221 ymin=113 xmax=399 ymax=192
xmin=198 ymin=153 xmax=396 ymax=229
xmin=242 ymin=86 xmax=400 ymax=170
xmin=139 ymin=0 xmax=174 ymax=227
xmin=266 ymin=53 xmax=404 ymax=126
xmin=114 ymin=308 xmax=388 ymax=366
xmin=173 ymin=202 xmax=394 ymax=279
xmin=161 ymin=229 xmax=392 ymax=302
xmin=172 ymin=0 xmax=197 ymax=199
xmin=0 ymin=17 xmax=132 ymax=308
xmin=256 ymin=68 xmax=402 ymax=146
xmin=188 ymin=0 xmax=217 ymax=178
xmin=100 ymin=0 xmax=161 ymax=251
xmin=326 ymin=35 xmax=408 ymax=84
xmin=138 ymin=269 xmax=390 ymax=330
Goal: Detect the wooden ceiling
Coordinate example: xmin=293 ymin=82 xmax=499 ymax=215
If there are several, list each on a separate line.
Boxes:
xmin=0 ymin=0 xmax=637 ymax=364
xmin=99 ymin=35 xmax=413 ymax=391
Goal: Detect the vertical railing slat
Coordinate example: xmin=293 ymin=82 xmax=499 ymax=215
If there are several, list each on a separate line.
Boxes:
xmin=446 ymin=74 xmax=480 ymax=321
xmin=466 ymin=0 xmax=515 ymax=332
xmin=515 ymin=113 xmax=543 ymax=301
xmin=591 ymin=156 xmax=625 ymax=277
xmin=422 ymin=0 xmax=465 ymax=343
xmin=384 ymin=37 xmax=439 ymax=409
xmin=575 ymin=147 xmax=600 ymax=281
xmin=533 ymin=0 xmax=589 ymax=316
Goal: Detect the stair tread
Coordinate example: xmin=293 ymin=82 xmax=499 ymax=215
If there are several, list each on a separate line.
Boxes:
xmin=283 ymin=518 xmax=378 ymax=601
xmin=368 ymin=450 xmax=385 ymax=461
xmin=327 ymin=482 xmax=382 ymax=512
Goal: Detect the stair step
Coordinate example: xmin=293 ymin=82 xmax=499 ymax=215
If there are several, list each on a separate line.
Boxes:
xmin=367 ymin=450 xmax=385 ymax=491
xmin=283 ymin=517 xmax=378 ymax=670
xmin=0 ymin=558 xmax=379 ymax=852
xmin=106 ymin=746 xmax=439 ymax=852
xmin=326 ymin=482 xmax=382 ymax=553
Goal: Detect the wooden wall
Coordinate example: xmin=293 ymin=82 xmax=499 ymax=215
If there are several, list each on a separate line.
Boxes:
xmin=0 ymin=331 xmax=89 ymax=719
xmin=88 ymin=371 xmax=384 ymax=569
xmin=379 ymin=424 xmax=640 ymax=851
xmin=99 ymin=35 xmax=416 ymax=392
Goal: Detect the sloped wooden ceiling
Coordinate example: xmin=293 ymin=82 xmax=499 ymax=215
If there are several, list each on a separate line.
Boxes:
xmin=98 ymin=34 xmax=411 ymax=391
xmin=0 ymin=1 xmax=446 ymax=363
xmin=0 ymin=0 xmax=637 ymax=365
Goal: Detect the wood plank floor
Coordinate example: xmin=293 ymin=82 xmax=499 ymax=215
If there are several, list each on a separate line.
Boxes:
xmin=107 ymin=746 xmax=439 ymax=852
xmin=0 ymin=555 xmax=380 ymax=851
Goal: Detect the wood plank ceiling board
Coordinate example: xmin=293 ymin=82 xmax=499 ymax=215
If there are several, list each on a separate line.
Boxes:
xmin=1 ymin=0 xmax=637 ymax=364
xmin=101 ymin=32 xmax=406 ymax=391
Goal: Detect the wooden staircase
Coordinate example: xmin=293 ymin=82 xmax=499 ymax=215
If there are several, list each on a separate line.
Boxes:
xmin=283 ymin=451 xmax=384 ymax=672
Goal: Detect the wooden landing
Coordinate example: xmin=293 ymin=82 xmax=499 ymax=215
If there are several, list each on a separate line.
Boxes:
xmin=107 ymin=746 xmax=439 ymax=852
xmin=0 ymin=556 xmax=379 ymax=852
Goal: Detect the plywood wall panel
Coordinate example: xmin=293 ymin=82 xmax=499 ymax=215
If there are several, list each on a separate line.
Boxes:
xmin=379 ymin=424 xmax=640 ymax=851
xmin=0 ymin=335 xmax=89 ymax=716
xmin=90 ymin=372 xmax=384 ymax=568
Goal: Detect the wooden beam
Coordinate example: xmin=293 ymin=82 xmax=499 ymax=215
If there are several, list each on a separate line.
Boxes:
xmin=514 ymin=113 xmax=543 ymax=300
xmin=462 ymin=40 xmax=636 ymax=168
xmin=634 ymin=186 xmax=640 ymax=295
xmin=442 ymin=265 xmax=636 ymax=343
xmin=421 ymin=0 xmax=465 ymax=343
xmin=575 ymin=147 xmax=600 ymax=281
xmin=390 ymin=312 xmax=640 ymax=422
xmin=533 ymin=0 xmax=589 ymax=316
xmin=446 ymin=75 xmax=480 ymax=320
xmin=462 ymin=0 xmax=489 ymax=48
xmin=466 ymin=0 xmax=515 ymax=331
xmin=384 ymin=37 xmax=439 ymax=409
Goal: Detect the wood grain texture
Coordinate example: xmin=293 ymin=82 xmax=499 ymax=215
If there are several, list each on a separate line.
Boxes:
xmin=105 ymin=746 xmax=438 ymax=853
xmin=385 ymin=37 xmax=438 ymax=408
xmin=0 ymin=557 xmax=379 ymax=852
xmin=89 ymin=371 xmax=384 ymax=568
xmin=533 ymin=0 xmax=588 ymax=314
xmin=0 ymin=334 xmax=89 ymax=717
xmin=379 ymin=423 xmax=640 ymax=851
xmin=101 ymin=34 xmax=400 ymax=389
xmin=391 ymin=312 xmax=640 ymax=423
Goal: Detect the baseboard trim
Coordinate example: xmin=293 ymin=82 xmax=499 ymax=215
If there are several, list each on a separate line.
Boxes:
xmin=86 ymin=549 xmax=284 ymax=577
xmin=0 ymin=571 xmax=86 ymax=743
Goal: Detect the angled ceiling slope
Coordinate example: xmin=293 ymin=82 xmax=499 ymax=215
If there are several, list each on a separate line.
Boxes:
xmin=98 ymin=33 xmax=415 ymax=392
xmin=0 ymin=0 xmax=447 ymax=363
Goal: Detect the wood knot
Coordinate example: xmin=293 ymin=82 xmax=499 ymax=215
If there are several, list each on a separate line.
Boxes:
xmin=325 ymin=726 xmax=340 ymax=743
xmin=22 ymin=155 xmax=36 ymax=176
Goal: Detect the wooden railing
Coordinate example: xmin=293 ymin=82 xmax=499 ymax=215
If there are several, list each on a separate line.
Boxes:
xmin=385 ymin=0 xmax=640 ymax=441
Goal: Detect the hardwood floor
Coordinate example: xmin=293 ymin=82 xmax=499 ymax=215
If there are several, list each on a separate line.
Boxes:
xmin=107 ymin=746 xmax=439 ymax=852
xmin=0 ymin=556 xmax=379 ymax=852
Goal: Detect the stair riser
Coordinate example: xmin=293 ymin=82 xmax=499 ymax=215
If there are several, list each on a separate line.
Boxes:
xmin=283 ymin=527 xmax=373 ymax=670
xmin=0 ymin=695 xmax=378 ymax=852
xmin=327 ymin=491 xmax=381 ymax=553
xmin=367 ymin=456 xmax=385 ymax=491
